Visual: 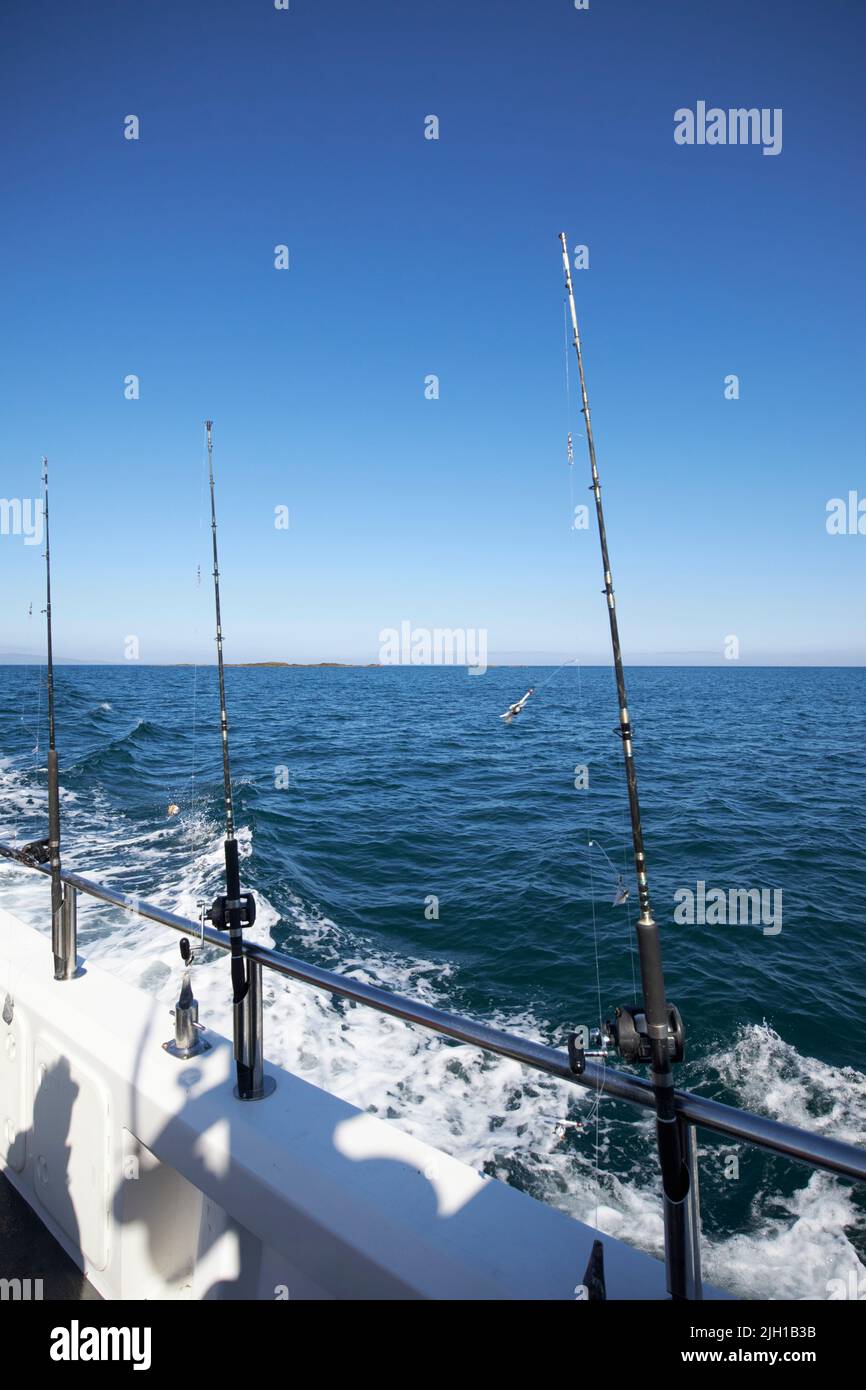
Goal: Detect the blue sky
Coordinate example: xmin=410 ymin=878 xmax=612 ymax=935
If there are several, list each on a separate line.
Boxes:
xmin=1 ymin=0 xmax=863 ymax=664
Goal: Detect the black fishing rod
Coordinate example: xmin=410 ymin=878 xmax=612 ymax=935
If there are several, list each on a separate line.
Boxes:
xmin=43 ymin=456 xmax=66 ymax=975
xmin=204 ymin=420 xmax=258 ymax=1099
xmin=18 ymin=460 xmax=78 ymax=977
xmin=558 ymin=234 xmax=692 ymax=1298
xmin=43 ymin=459 xmax=62 ymax=927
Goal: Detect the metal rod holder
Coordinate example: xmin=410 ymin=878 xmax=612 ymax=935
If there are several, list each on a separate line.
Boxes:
xmin=233 ymin=959 xmax=275 ymax=1101
xmin=680 ymin=1117 xmax=703 ymax=1300
xmin=662 ymin=1180 xmax=687 ymax=1298
xmin=662 ymin=1118 xmax=703 ymax=1299
xmin=664 ymin=1117 xmax=706 ymax=1301
xmin=52 ymin=885 xmax=79 ymax=981
xmin=175 ymin=985 xmax=199 ymax=1053
xmin=163 ymin=966 xmax=211 ymax=1061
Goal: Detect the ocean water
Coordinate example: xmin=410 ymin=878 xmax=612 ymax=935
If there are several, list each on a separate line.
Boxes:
xmin=1 ymin=662 xmax=864 ymax=1299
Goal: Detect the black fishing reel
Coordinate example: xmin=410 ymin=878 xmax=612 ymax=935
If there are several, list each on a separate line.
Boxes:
xmin=605 ymin=1004 xmax=684 ymax=1066
xmin=18 ymin=837 xmax=50 ymax=867
xmin=568 ymin=1003 xmax=684 ymax=1075
xmin=207 ymin=893 xmax=256 ymax=930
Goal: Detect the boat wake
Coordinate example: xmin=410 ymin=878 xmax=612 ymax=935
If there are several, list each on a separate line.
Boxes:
xmin=2 ymin=752 xmax=863 ymax=1301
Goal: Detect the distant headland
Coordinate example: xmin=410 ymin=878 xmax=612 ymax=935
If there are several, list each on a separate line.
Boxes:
xmin=226 ymin=662 xmax=382 ymax=668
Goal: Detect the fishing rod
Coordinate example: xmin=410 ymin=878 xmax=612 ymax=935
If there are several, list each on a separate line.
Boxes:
xmin=203 ymin=420 xmax=260 ymax=1099
xmin=43 ymin=456 xmax=64 ymax=974
xmin=558 ymin=234 xmax=692 ymax=1298
xmin=18 ymin=460 xmax=78 ymax=977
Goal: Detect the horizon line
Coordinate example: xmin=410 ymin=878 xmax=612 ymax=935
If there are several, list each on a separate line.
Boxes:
xmin=2 ymin=659 xmax=865 ymax=670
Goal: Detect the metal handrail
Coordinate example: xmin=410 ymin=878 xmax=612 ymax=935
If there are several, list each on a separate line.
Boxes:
xmin=2 ymin=841 xmax=864 ymax=1186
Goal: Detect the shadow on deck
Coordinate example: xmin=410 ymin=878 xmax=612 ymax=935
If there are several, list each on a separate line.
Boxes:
xmin=0 ymin=1170 xmax=100 ymax=1301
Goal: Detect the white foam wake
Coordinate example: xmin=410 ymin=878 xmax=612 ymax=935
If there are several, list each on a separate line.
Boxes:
xmin=2 ymin=768 xmax=864 ymax=1301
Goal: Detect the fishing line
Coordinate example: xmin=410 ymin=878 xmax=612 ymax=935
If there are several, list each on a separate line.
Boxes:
xmin=619 ymin=819 xmax=639 ymax=1003
xmin=186 ymin=436 xmax=215 ymax=954
xmin=501 ymin=296 xmax=583 ymax=717
xmin=188 ymin=439 xmax=209 ymax=838
xmin=33 ymin=666 xmax=42 ymax=755
xmin=11 ymin=641 xmax=41 ymax=850
xmin=611 ymin=678 xmax=638 ymax=996
xmin=562 ymin=299 xmax=621 ymax=1197
xmin=564 ymin=301 xmax=576 ymax=529
xmin=586 ymin=839 xmax=606 ymax=1039
xmin=588 ymin=838 xmax=630 ymax=906
xmin=577 ymin=667 xmax=610 ymax=1192
xmin=17 ymin=605 xmax=34 ymax=740
xmin=19 ymin=643 xmax=43 ymax=754
xmin=566 ymin=300 xmax=638 ymax=986
xmin=593 ymin=1048 xmax=606 ymax=1232
xmin=586 ymin=835 xmax=607 ymax=1233
xmin=535 ymin=654 xmax=580 ymax=694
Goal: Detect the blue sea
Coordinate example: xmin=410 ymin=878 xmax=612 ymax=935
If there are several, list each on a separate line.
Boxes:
xmin=1 ymin=663 xmax=864 ymax=1298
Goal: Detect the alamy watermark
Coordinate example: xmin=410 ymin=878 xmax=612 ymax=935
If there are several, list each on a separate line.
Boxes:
xmin=674 ymin=102 xmax=782 ymax=157
xmin=1 ymin=1277 xmax=43 ymax=1300
xmin=826 ymin=491 xmax=866 ymax=535
xmin=674 ymin=880 xmax=782 ymax=936
xmin=826 ymin=1269 xmax=866 ymax=1300
xmin=0 ymin=497 xmax=43 ymax=545
xmin=378 ymin=621 xmax=487 ymax=674
xmin=50 ymin=1321 xmax=151 ymax=1371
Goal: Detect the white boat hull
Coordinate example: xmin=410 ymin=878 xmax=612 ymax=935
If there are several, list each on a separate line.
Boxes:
xmin=1 ymin=906 xmax=691 ymax=1300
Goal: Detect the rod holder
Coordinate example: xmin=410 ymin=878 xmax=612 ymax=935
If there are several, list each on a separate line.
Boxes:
xmin=233 ymin=958 xmax=275 ymax=1101
xmin=52 ymin=886 xmax=79 ymax=981
xmin=680 ymin=1116 xmax=703 ymax=1300
xmin=163 ymin=965 xmax=211 ymax=1061
xmin=662 ymin=1117 xmax=703 ymax=1300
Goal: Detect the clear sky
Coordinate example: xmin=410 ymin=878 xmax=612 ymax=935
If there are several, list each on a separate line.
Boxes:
xmin=1 ymin=0 xmax=863 ymax=665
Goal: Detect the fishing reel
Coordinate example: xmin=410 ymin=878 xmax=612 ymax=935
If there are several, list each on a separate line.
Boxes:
xmin=206 ymin=893 xmax=256 ymax=930
xmin=17 ymin=837 xmax=50 ymax=867
xmin=606 ymin=1004 xmax=684 ymax=1066
xmin=568 ymin=1004 xmax=684 ymax=1075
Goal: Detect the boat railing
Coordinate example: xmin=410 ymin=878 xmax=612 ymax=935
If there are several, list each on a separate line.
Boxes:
xmin=2 ymin=839 xmax=865 ymax=1302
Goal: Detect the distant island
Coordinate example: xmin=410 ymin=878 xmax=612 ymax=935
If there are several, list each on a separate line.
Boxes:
xmin=226 ymin=662 xmax=382 ymax=668
xmin=157 ymin=662 xmax=387 ymax=668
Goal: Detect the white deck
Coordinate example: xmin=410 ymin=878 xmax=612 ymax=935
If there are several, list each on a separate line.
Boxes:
xmin=0 ymin=905 xmax=676 ymax=1300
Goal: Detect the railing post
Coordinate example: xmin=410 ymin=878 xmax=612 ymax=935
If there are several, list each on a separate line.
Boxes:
xmin=52 ymin=885 xmax=78 ymax=981
xmin=233 ymin=958 xmax=276 ymax=1101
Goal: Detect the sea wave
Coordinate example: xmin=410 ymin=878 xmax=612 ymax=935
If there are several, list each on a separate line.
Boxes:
xmin=2 ymin=664 xmax=865 ymax=1299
